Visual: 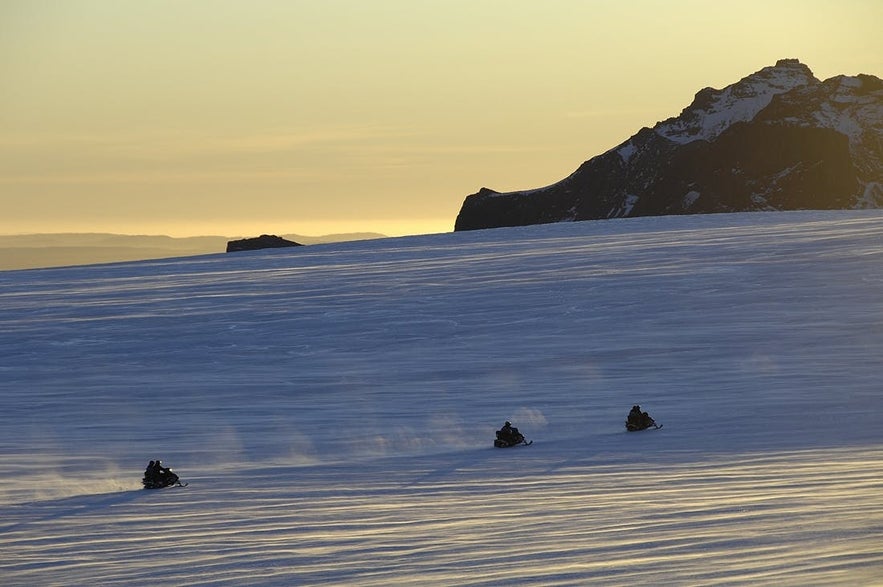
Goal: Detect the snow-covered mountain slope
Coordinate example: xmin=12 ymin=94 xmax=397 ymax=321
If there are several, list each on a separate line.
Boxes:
xmin=1 ymin=210 xmax=882 ymax=586
xmin=456 ymin=60 xmax=883 ymax=231
xmin=757 ymin=73 xmax=883 ymax=193
xmin=655 ymin=58 xmax=818 ymax=144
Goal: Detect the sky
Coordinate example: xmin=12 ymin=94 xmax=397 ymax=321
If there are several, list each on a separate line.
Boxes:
xmin=1 ymin=209 xmax=882 ymax=584
xmin=2 ymin=1 xmax=882 ymax=238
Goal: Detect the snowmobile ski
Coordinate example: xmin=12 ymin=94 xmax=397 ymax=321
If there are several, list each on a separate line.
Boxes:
xmin=627 ymin=424 xmax=662 ymax=431
xmin=143 ymin=481 xmax=187 ymax=489
xmin=494 ymin=438 xmax=532 ymax=448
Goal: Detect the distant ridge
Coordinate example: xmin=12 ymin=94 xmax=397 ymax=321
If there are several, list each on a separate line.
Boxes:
xmin=0 ymin=232 xmax=386 ymax=271
xmin=455 ymin=59 xmax=883 ymax=231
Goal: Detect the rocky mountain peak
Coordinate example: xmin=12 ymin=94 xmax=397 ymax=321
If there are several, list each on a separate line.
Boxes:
xmin=654 ymin=58 xmax=819 ymax=144
xmin=454 ymin=59 xmax=882 ymax=232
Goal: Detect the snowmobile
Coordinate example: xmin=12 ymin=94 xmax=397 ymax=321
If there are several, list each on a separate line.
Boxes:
xmin=142 ymin=460 xmax=187 ymax=489
xmin=625 ymin=405 xmax=661 ymax=431
xmin=494 ymin=422 xmax=532 ymax=447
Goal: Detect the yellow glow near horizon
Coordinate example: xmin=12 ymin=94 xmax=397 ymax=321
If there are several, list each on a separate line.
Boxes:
xmin=0 ymin=216 xmax=454 ymax=239
xmin=1 ymin=1 xmax=881 ymax=239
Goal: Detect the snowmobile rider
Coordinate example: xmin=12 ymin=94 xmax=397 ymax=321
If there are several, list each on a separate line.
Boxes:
xmin=627 ymin=406 xmax=642 ymax=426
xmin=626 ymin=405 xmax=656 ymax=430
xmin=145 ymin=459 xmax=168 ymax=483
xmin=498 ymin=421 xmax=520 ymax=444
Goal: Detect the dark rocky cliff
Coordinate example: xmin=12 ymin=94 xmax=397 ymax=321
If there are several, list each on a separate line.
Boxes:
xmin=455 ymin=60 xmax=882 ymax=231
xmin=226 ymin=234 xmax=303 ymax=253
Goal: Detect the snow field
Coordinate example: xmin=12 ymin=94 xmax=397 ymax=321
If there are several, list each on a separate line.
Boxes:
xmin=1 ymin=210 xmax=882 ymax=585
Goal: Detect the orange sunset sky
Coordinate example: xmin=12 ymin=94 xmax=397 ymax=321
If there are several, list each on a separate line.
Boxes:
xmin=2 ymin=0 xmax=881 ymax=238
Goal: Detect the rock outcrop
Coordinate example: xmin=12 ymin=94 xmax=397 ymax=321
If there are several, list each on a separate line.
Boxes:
xmin=226 ymin=234 xmax=303 ymax=253
xmin=455 ymin=59 xmax=882 ymax=231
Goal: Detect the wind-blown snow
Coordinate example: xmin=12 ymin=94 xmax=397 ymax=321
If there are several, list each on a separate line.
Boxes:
xmin=1 ymin=210 xmax=882 ymax=586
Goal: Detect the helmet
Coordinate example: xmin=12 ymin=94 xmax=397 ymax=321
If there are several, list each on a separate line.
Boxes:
xmin=505 ymin=421 xmax=511 ymax=426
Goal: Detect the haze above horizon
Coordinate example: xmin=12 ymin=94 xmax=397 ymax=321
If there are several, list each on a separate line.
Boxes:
xmin=2 ymin=1 xmax=881 ymax=240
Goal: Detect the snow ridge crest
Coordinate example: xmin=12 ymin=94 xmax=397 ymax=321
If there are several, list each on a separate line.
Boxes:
xmin=655 ymin=58 xmax=818 ymax=144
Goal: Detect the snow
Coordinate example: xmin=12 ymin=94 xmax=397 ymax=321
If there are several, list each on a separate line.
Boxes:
xmin=607 ymin=194 xmax=639 ymax=218
xmin=857 ymin=181 xmax=883 ymax=208
xmin=2 ymin=210 xmax=883 ymax=586
xmin=617 ymin=141 xmax=636 ymax=164
xmin=655 ymin=61 xmax=817 ymax=144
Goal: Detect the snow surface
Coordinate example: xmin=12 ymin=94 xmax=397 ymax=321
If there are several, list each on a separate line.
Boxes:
xmin=1 ymin=210 xmax=882 ymax=586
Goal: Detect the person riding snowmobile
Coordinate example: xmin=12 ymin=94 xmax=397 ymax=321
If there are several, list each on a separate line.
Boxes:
xmin=143 ymin=459 xmax=181 ymax=489
xmin=495 ymin=421 xmax=526 ymax=447
xmin=626 ymin=405 xmax=657 ymax=431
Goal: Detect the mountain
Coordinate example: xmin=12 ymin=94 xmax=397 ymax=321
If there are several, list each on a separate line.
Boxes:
xmin=454 ymin=59 xmax=883 ymax=231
